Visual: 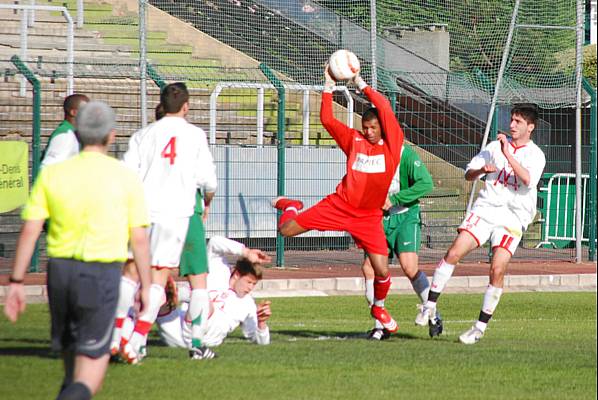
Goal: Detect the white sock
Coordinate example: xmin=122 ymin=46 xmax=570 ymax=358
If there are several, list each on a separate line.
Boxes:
xmin=365 ymin=279 xmax=374 ymax=306
xmin=410 ymin=271 xmax=430 ymax=303
xmin=140 ymin=284 xmax=166 ymax=323
xmin=482 ymin=285 xmax=503 ymax=315
xmin=430 ymin=258 xmax=455 ymax=294
xmin=128 ymin=284 xmax=165 ymax=351
xmin=177 ymin=283 xmax=191 ymax=303
xmin=187 ymin=289 xmax=210 ymax=348
xmin=121 ymin=316 xmax=135 ymax=342
xmin=111 ymin=276 xmax=138 ymax=345
xmin=475 ymin=320 xmax=488 ymax=332
xmin=364 ymin=279 xmax=383 ymax=329
xmin=476 ymin=284 xmax=503 ymax=333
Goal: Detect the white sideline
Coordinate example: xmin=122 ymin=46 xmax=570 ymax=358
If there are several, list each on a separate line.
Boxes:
xmin=0 ymin=273 xmax=595 ymax=303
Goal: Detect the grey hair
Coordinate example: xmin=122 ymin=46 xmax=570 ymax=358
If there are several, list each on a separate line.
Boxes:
xmin=75 ymin=101 xmax=116 ymax=146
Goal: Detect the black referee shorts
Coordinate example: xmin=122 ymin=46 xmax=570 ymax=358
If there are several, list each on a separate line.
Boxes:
xmin=47 ymin=258 xmax=122 ymax=358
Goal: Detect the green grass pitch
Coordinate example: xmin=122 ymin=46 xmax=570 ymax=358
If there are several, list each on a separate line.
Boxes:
xmin=0 ymin=292 xmax=595 ymax=399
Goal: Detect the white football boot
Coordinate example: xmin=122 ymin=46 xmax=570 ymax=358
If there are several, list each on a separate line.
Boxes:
xmin=415 ymin=303 xmax=435 ymax=326
xmin=459 ymin=326 xmax=484 ymax=345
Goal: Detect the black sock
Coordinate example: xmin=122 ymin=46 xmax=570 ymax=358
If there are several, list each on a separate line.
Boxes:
xmin=56 ymin=382 xmax=92 ymax=400
xmin=428 ymin=290 xmax=441 ymax=303
xmin=478 ymin=310 xmax=492 ymax=324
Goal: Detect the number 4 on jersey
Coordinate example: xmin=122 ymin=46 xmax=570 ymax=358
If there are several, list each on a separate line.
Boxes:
xmin=161 ymin=137 xmax=177 ymax=165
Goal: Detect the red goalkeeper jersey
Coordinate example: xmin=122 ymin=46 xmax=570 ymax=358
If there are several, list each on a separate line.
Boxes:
xmin=320 ymin=87 xmax=404 ymax=210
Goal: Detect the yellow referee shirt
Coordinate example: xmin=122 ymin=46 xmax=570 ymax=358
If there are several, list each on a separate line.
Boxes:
xmin=22 ymin=151 xmax=149 ymax=263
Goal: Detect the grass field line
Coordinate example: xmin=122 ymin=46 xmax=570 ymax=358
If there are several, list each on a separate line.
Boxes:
xmin=279 ymin=317 xmax=598 ymax=326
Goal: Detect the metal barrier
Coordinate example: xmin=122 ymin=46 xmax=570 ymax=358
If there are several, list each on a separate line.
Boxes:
xmin=209 ymin=82 xmax=354 ymax=146
xmin=536 ymin=173 xmax=590 ymax=248
xmin=0 ymin=4 xmax=75 ymax=95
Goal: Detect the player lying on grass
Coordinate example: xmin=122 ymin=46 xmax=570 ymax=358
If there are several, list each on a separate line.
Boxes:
xmin=361 ymin=144 xmax=443 ymax=340
xmin=272 ymin=64 xmax=405 ymax=336
xmin=118 ymin=236 xmax=272 ymax=354
xmin=416 ymin=103 xmax=545 ymax=344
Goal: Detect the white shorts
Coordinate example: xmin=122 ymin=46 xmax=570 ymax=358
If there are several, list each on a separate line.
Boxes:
xmin=129 ymin=217 xmax=190 ymax=268
xmin=149 ymin=217 xmax=190 ymax=268
xmin=458 ymin=208 xmax=523 ymax=256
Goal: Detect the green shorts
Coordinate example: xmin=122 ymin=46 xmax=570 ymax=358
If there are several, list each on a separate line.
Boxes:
xmin=383 ymin=205 xmax=421 ymax=256
xmin=179 ymin=194 xmax=209 ymax=277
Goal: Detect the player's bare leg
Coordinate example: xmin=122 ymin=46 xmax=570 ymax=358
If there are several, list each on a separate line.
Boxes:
xmin=278 ymin=219 xmax=309 ymax=237
xmin=460 ymin=247 xmax=510 ymax=344
xmin=57 ymin=354 xmax=110 ymax=399
xmin=416 ymin=231 xmax=477 ymax=327
xmin=367 ymin=253 xmax=398 ymax=333
xmin=272 ymin=197 xmax=308 ymax=236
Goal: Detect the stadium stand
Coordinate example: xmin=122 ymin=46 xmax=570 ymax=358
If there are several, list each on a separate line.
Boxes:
xmin=148 ymin=0 xmax=489 ymax=168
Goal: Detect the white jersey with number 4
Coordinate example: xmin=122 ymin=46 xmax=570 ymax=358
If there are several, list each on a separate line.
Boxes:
xmin=123 ymin=116 xmax=217 ymax=220
xmin=467 ymin=139 xmax=545 ymax=229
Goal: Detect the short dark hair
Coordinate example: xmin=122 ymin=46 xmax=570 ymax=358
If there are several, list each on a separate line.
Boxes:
xmin=233 ymin=258 xmax=263 ymax=281
xmin=511 ymin=103 xmax=539 ymax=126
xmin=155 ymin=103 xmax=165 ymax=121
xmin=160 ymin=82 xmax=189 ymax=114
xmin=63 ymin=94 xmax=89 ymax=118
xmin=362 ymin=107 xmax=379 ymax=122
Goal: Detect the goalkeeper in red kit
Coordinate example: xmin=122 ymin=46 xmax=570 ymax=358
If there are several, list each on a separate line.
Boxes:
xmin=272 ymin=65 xmax=404 ymax=334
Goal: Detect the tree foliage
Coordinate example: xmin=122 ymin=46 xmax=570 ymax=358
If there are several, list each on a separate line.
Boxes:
xmin=317 ymin=0 xmax=580 ymax=85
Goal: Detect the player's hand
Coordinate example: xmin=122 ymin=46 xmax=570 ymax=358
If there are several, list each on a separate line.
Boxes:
xmin=324 ymin=63 xmax=335 ymax=83
xmin=497 ymin=134 xmax=510 ymax=157
xmin=137 ymin=286 xmax=151 ymax=317
xmin=351 ymin=71 xmax=367 ymax=91
xmin=481 ymin=164 xmax=497 ymax=174
xmin=324 ymin=64 xmax=335 ymax=93
xmin=244 ymin=248 xmax=272 ymax=264
xmin=382 ymin=197 xmax=393 ymax=211
xmin=257 ymin=300 xmax=272 ymax=326
xmin=3 ymin=284 xmax=26 ymax=323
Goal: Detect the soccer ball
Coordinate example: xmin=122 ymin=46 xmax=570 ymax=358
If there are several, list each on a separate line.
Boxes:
xmin=328 ymin=49 xmax=360 ymax=81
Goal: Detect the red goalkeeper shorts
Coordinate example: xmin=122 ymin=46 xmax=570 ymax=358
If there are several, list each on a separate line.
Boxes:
xmin=295 ymin=193 xmax=387 ymax=255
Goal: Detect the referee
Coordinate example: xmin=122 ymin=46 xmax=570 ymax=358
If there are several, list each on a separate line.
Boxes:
xmin=4 ymin=101 xmax=152 ymax=399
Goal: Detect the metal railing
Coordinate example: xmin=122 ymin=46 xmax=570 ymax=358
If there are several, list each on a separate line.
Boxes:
xmin=0 ymin=4 xmax=75 ymax=95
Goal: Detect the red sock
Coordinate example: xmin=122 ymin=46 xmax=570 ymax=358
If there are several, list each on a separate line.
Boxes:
xmin=278 ymin=209 xmax=297 ymax=229
xmin=374 ymin=274 xmax=391 ymax=302
xmin=133 ymin=320 xmax=153 ymax=337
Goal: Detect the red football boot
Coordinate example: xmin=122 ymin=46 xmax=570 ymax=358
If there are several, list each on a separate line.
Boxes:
xmin=371 ymin=305 xmax=398 ymax=333
xmin=271 ymin=196 xmax=304 ymax=211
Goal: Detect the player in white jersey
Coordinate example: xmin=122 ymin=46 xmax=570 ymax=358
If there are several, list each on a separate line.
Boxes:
xmin=416 ymin=104 xmax=546 ymax=344
xmin=117 ymin=237 xmax=271 ymax=353
xmin=117 ymin=236 xmax=270 ymax=357
xmin=111 ymin=83 xmax=218 ymax=363
xmin=157 ymin=253 xmax=272 ymax=350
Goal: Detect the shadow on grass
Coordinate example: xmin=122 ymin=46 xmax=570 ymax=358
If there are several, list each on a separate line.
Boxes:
xmin=0 ymin=345 xmax=55 ymax=358
xmin=273 ymin=329 xmax=418 ymax=340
